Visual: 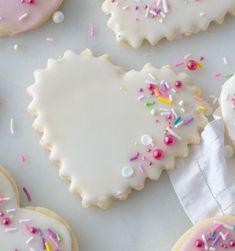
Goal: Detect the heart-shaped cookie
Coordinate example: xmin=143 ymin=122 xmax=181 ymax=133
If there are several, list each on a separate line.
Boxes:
xmin=219 ymin=74 xmax=235 ymax=148
xmin=172 ymin=216 xmax=235 ymax=251
xmin=0 ymin=165 xmax=78 ymax=250
xmin=28 ymin=49 xmax=210 ymax=208
xmin=0 ymin=0 xmax=63 ymax=36
xmin=102 ymin=0 xmax=235 ymax=48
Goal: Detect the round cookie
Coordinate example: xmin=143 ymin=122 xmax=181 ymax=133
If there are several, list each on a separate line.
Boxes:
xmin=172 ymin=216 xmax=235 ymax=251
xmin=0 ymin=165 xmax=78 ymax=251
xmin=0 ymin=0 xmax=63 ymax=36
xmin=27 ymin=49 xmax=210 ymax=208
xmin=219 ymin=74 xmax=235 ymax=148
xmin=102 ymin=0 xmax=235 ymax=48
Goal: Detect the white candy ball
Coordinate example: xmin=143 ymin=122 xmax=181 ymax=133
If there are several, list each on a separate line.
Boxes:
xmin=225 ymin=145 xmax=234 ymax=158
xmin=52 ymin=11 xmax=64 ymax=24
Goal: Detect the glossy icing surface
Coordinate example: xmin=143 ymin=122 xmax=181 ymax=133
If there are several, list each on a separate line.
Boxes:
xmin=0 ymin=170 xmax=72 ymax=250
xmin=0 ymin=0 xmax=63 ymax=35
xmin=28 ymin=50 xmax=209 ymax=208
xmin=177 ymin=218 xmax=235 ymax=251
xmin=102 ymin=0 xmax=235 ymax=47
xmin=220 ymin=75 xmax=235 ymax=148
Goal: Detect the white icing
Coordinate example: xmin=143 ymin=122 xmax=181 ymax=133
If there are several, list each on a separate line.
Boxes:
xmin=102 ymin=0 xmax=235 ymax=47
xmin=0 ymin=170 xmax=72 ymax=250
xmin=28 ymin=49 xmax=209 ymax=208
xmin=220 ymin=74 xmax=235 ymax=148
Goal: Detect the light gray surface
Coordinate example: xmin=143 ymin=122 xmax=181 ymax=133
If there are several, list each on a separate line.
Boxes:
xmin=0 ymin=1 xmax=235 ymax=250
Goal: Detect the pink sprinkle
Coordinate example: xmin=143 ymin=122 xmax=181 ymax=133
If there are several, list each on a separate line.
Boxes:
xmin=138 ymin=166 xmax=144 ymax=174
xmin=214 ymin=72 xmax=222 ymax=78
xmin=19 ymin=154 xmax=26 ymax=162
xmin=175 ymin=61 xmax=184 ymax=67
xmin=23 ymin=187 xmax=32 ymax=202
xmin=89 ymin=25 xmax=96 ymax=37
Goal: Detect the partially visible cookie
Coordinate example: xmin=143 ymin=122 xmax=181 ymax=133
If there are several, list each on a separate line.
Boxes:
xmin=0 ymin=0 xmax=63 ymax=36
xmin=0 ymin=165 xmax=78 ymax=250
xmin=102 ymin=0 xmax=235 ymax=48
xmin=172 ymin=216 xmax=235 ymax=251
xmin=219 ymin=74 xmax=235 ymax=148
xmin=28 ymin=49 xmax=210 ymax=208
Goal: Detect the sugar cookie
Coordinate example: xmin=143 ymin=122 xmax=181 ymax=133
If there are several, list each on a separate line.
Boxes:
xmin=28 ymin=49 xmax=210 ymax=208
xmin=0 ymin=165 xmax=78 ymax=250
xmin=0 ymin=0 xmax=63 ymax=36
xmin=219 ymin=74 xmax=235 ymax=148
xmin=102 ymin=0 xmax=235 ymax=48
xmin=172 ymin=216 xmax=235 ymax=251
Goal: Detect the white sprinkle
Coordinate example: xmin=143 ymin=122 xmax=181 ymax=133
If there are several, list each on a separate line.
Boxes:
xmin=5 ymin=228 xmax=17 ymax=232
xmin=137 ymin=95 xmax=145 ymax=101
xmin=200 ymin=12 xmax=205 ymax=17
xmin=46 ymin=37 xmax=55 ymax=42
xmin=148 ymin=73 xmax=156 ymax=80
xmin=26 ymin=236 xmax=34 ymax=245
xmin=184 ymin=53 xmax=191 ymax=60
xmin=202 ymin=234 xmax=208 ymax=250
xmin=19 ymin=218 xmax=32 ymax=223
xmin=10 ymin=118 xmax=14 ymax=135
xmin=179 ymin=100 xmax=184 ymax=106
xmin=171 ymin=88 xmax=176 ymax=93
xmin=0 ymin=197 xmax=11 ymax=202
xmin=6 ymin=208 xmax=16 ymax=214
xmin=162 ymin=0 xmax=169 ymax=13
xmin=166 ymin=127 xmax=182 ymax=140
xmin=181 ymin=108 xmax=186 ymax=113
xmin=18 ymin=12 xmax=28 ymax=21
xmin=171 ymin=108 xmax=178 ymax=118
xmin=175 ymin=121 xmax=184 ymax=128
xmin=219 ymin=232 xmax=227 ymax=241
xmin=169 ymin=94 xmax=173 ymax=102
xmin=223 ymin=57 xmax=228 ymax=65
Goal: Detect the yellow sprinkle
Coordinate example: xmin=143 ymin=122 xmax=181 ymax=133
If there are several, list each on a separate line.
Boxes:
xmin=133 ymin=141 xmax=138 ymax=146
xmin=196 ymin=61 xmax=203 ymax=68
xmin=45 ymin=242 xmax=52 ymax=251
xmin=196 ymin=106 xmax=205 ymax=113
xmin=119 ymin=85 xmax=124 ymax=91
xmin=157 ymin=96 xmax=172 ymax=105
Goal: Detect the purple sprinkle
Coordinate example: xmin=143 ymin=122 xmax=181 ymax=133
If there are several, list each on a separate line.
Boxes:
xmin=212 ymin=235 xmax=220 ymax=246
xmin=183 ymin=117 xmax=194 ymax=126
xmin=22 ymin=187 xmax=31 ymax=202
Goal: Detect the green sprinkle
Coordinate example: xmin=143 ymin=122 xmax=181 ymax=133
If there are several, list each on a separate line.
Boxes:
xmin=56 ymin=232 xmax=63 ymax=242
xmin=144 ymin=99 xmax=155 ymax=107
xmin=211 ymin=231 xmax=216 ymax=237
xmin=172 ymin=117 xmax=182 ymax=126
xmin=224 ymin=73 xmax=234 ymax=79
xmin=233 ymin=226 xmax=235 ymax=231
xmin=119 ymin=85 xmax=124 ymax=91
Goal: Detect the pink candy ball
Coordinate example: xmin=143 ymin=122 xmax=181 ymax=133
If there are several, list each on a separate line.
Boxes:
xmin=175 ymin=80 xmax=183 ymax=88
xmin=2 ymin=217 xmax=10 ymax=225
xmin=153 ymin=149 xmax=164 ymax=160
xmin=164 ymin=135 xmax=175 ymax=146
xmin=194 ymin=239 xmax=204 ymax=248
xmin=187 ymin=60 xmax=198 ymax=71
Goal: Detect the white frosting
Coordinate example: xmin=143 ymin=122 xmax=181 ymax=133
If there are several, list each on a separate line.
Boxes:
xmin=220 ymin=74 xmax=235 ymax=148
xmin=102 ymin=0 xmax=235 ymax=48
xmin=0 ymin=170 xmax=72 ymax=250
xmin=28 ymin=49 xmax=209 ymax=208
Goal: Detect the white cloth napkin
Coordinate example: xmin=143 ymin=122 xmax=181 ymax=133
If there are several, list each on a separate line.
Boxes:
xmin=168 ymin=118 xmax=235 ymax=224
